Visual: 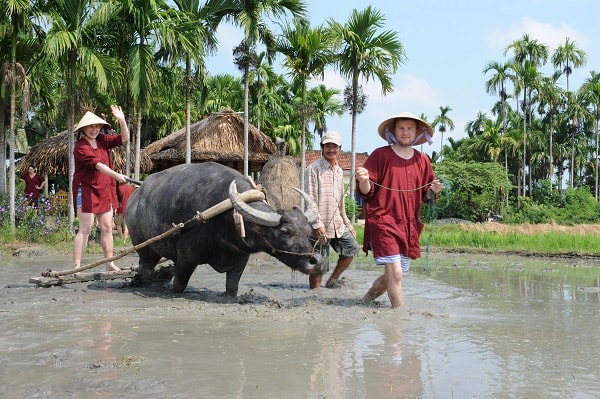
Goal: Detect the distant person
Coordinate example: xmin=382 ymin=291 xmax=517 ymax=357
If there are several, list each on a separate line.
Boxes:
xmin=305 ymin=131 xmax=360 ymax=289
xmin=20 ymin=165 xmax=45 ymax=208
xmin=114 ymin=182 xmax=135 ymax=243
xmin=72 ymin=105 xmax=129 ymax=272
xmin=356 ymin=112 xmax=444 ymax=307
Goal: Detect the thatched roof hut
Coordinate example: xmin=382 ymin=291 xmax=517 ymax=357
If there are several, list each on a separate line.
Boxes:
xmin=18 ymin=130 xmax=153 ymax=176
xmin=144 ymin=108 xmax=277 ymax=173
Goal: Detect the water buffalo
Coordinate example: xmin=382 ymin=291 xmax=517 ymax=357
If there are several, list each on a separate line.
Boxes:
xmin=125 ymin=162 xmax=324 ymax=295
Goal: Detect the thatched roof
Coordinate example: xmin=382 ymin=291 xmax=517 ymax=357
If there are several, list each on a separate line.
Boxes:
xmin=144 ymin=108 xmax=277 ymax=173
xmin=18 ymin=130 xmax=153 ymax=176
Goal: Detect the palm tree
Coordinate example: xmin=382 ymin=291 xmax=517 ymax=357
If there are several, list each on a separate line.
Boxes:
xmin=432 ymin=106 xmax=454 ymax=160
xmin=566 ymin=90 xmax=593 ymax=188
xmin=466 ymin=119 xmax=503 ymax=162
xmin=225 ymin=0 xmax=307 ymax=176
xmin=168 ymin=0 xmax=229 ymax=164
xmin=534 ymin=73 xmax=564 ymax=187
xmin=277 ymin=19 xmax=333 ymax=190
xmin=248 ymin=50 xmax=277 ymax=132
xmin=328 ymin=6 xmax=405 ymax=212
xmin=505 ymin=34 xmax=548 ymax=196
xmin=580 ymin=71 xmax=600 ymax=198
xmin=552 ymin=37 xmax=587 ymax=93
xmin=483 ymin=60 xmax=513 ymax=146
xmin=465 ymin=112 xmax=489 ymax=138
xmin=308 ymin=84 xmax=344 ymax=145
xmin=203 ymin=74 xmax=244 ymax=114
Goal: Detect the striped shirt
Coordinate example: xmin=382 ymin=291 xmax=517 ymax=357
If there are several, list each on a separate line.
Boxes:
xmin=304 ymin=157 xmax=352 ymax=238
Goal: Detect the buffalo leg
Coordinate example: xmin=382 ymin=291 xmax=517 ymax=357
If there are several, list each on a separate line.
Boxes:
xmin=172 ymin=261 xmax=198 ymax=293
xmin=215 ymin=256 xmax=248 ymax=297
xmin=135 ymin=246 xmax=163 ymax=283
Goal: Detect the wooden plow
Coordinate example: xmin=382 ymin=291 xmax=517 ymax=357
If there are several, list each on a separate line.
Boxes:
xmin=29 ymin=189 xmax=266 ymax=287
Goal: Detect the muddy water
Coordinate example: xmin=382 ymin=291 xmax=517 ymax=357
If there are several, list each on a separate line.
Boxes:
xmin=1 ymin=251 xmax=599 ymax=398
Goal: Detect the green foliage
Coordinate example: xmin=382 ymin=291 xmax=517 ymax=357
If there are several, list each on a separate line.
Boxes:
xmin=344 ymin=191 xmax=359 ymax=220
xmin=432 ymin=160 xmax=513 ymax=222
xmin=504 ymin=186 xmax=600 ymax=225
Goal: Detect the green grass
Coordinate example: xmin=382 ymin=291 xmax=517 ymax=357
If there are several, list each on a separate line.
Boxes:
xmin=353 ymin=223 xmax=600 ymax=256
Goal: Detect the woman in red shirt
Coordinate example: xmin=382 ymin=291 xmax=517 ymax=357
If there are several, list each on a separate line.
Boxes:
xmin=72 ymin=105 xmax=129 ymax=272
xmin=20 ymin=165 xmax=45 ymax=208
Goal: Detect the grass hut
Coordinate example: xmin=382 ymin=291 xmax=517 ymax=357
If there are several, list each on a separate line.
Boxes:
xmin=144 ymin=108 xmax=277 ymax=174
xmin=257 ymin=156 xmax=302 ymax=210
xmin=18 ymin=130 xmax=152 ymax=176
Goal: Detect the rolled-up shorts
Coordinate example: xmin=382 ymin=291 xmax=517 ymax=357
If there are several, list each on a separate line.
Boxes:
xmin=76 ymin=185 xmax=82 ymax=209
xmin=312 ymin=229 xmax=360 ymax=274
xmin=328 ymin=229 xmax=360 ymax=258
xmin=375 ymin=254 xmax=411 ymax=272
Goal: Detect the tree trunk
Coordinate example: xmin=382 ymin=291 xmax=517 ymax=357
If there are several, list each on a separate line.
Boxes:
xmin=243 ymin=67 xmax=249 ymax=176
xmin=8 ymin=59 xmax=16 ymax=231
xmin=185 ymin=57 xmax=191 ymax=164
xmin=135 ymin=108 xmax=141 ymax=180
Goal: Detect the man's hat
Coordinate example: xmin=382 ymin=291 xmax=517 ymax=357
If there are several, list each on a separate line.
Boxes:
xmin=74 ymin=111 xmax=111 ymax=133
xmin=377 ymin=112 xmax=434 ymax=146
xmin=321 ymin=131 xmax=342 ymax=146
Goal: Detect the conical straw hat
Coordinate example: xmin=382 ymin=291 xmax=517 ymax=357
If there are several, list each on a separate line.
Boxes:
xmin=74 ymin=111 xmax=111 ymax=132
xmin=377 ymin=112 xmax=434 ymax=146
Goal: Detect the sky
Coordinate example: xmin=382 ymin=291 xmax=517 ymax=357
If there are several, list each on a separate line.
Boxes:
xmin=204 ymin=0 xmax=599 ymax=157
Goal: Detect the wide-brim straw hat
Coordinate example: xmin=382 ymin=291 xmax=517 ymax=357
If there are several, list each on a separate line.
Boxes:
xmin=377 ymin=112 xmax=434 ymax=146
xmin=74 ymin=111 xmax=111 ymax=133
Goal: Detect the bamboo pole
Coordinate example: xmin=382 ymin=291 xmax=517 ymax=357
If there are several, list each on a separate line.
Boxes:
xmin=41 ymin=189 xmax=266 ymax=278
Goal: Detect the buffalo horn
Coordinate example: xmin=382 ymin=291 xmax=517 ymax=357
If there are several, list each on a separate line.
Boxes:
xmin=229 ymin=181 xmax=281 ymax=226
xmin=291 ymin=187 xmax=319 ymax=224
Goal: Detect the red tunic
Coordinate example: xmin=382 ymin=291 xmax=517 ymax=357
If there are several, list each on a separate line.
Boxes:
xmin=21 ymin=172 xmax=44 ymax=199
xmin=358 ymin=146 xmax=435 ymax=259
xmin=116 ymin=184 xmax=135 ymax=215
xmin=72 ymin=134 xmax=123 ymax=213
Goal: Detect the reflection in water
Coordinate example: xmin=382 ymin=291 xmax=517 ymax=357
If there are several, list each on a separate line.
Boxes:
xmin=75 ymin=316 xmax=118 ymax=399
xmin=358 ymin=325 xmax=423 ymax=399
xmin=412 ymin=256 xmax=600 ymax=398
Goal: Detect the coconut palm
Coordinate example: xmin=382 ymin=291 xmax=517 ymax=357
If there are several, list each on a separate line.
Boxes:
xmin=327 ymin=6 xmax=405 ymax=211
xmin=432 ymin=106 xmax=454 ymax=160
xmin=225 ymin=0 xmax=307 ymax=176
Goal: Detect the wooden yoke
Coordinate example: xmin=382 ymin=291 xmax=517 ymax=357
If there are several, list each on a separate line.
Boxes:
xmin=41 ymin=189 xmax=267 ymax=278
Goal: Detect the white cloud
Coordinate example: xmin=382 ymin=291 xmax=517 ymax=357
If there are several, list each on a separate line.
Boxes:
xmin=486 ymin=16 xmax=589 ymax=53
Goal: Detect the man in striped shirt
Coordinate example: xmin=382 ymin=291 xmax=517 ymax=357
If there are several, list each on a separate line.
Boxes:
xmin=304 ymin=131 xmax=360 ymax=289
